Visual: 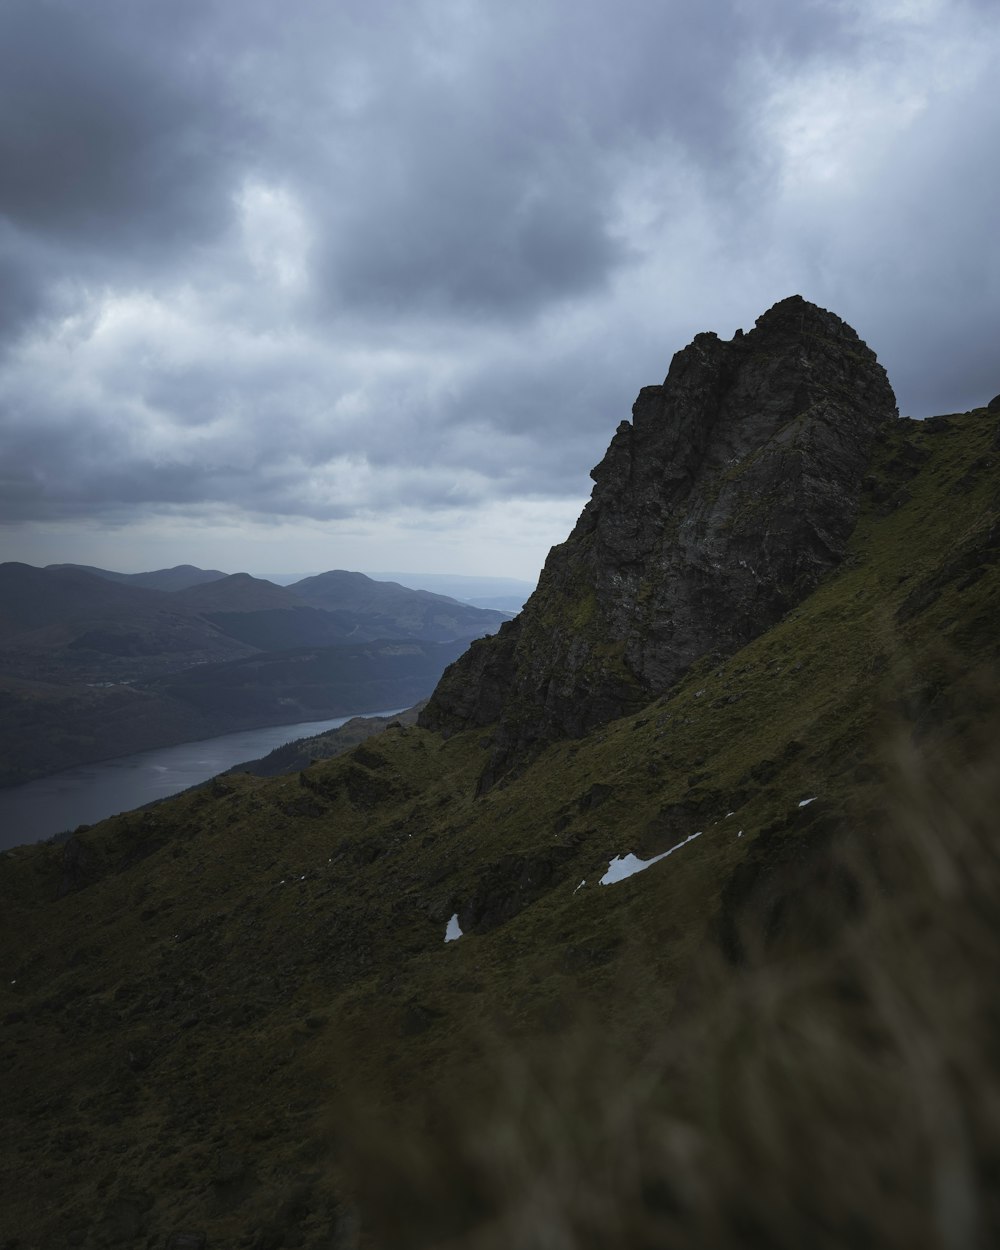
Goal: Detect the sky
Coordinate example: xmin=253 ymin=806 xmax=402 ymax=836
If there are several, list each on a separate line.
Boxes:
xmin=0 ymin=0 xmax=997 ymax=582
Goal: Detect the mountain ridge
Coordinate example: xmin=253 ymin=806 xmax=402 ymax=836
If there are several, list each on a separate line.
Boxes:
xmin=46 ymin=563 xmax=230 ymax=592
xmin=2 ymin=301 xmax=1000 ymax=1247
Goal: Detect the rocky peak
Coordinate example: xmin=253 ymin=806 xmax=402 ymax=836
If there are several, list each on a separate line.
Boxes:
xmin=421 ymin=296 xmax=898 ymax=788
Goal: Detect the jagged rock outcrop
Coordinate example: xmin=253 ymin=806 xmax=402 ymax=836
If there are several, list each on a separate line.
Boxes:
xmin=421 ymin=296 xmax=898 ymax=787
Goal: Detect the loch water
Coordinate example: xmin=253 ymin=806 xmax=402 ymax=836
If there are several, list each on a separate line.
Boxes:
xmin=0 ymin=709 xmax=404 ymax=852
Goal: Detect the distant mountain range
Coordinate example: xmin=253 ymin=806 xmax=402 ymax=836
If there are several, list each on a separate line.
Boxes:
xmin=0 ymin=564 xmax=514 ymax=784
xmin=46 ymin=562 xmax=229 ymax=591
xmin=363 ymin=571 xmax=535 ymax=614
xmin=55 ymin=562 xmax=537 ymax=613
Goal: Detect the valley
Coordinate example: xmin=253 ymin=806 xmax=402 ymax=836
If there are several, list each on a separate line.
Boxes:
xmin=0 ymin=567 xmax=509 ymax=786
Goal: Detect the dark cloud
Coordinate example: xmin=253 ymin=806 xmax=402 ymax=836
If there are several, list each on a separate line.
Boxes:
xmin=303 ymin=0 xmax=854 ymax=322
xmin=0 ymin=0 xmax=249 ymax=352
xmin=324 ymin=138 xmax=625 ymax=320
xmin=770 ymin=30 xmax=1000 ymax=419
xmin=0 ymin=228 xmax=48 ymax=339
xmin=0 ymin=3 xmax=244 ymax=241
xmin=0 ymin=0 xmax=997 ymax=574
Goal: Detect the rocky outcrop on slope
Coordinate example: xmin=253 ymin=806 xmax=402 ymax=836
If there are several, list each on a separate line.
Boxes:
xmin=421 ymin=296 xmax=898 ymax=787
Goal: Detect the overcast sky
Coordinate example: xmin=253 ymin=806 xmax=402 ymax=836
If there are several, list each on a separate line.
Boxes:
xmin=0 ymin=0 xmax=997 ymax=581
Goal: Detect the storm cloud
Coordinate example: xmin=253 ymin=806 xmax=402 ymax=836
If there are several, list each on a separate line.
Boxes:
xmin=1 ymin=0 xmax=997 ymax=577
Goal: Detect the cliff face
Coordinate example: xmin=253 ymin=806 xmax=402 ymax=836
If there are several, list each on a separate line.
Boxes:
xmin=421 ymin=296 xmax=898 ymax=786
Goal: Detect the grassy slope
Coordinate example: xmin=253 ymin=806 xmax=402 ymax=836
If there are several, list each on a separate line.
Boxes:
xmin=1 ymin=409 xmax=999 ymax=1247
xmin=217 ymin=704 xmax=425 ymax=780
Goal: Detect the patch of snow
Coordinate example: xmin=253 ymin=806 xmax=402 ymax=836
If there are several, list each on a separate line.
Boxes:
xmin=600 ymin=831 xmax=704 ymax=887
xmin=737 ymin=830 xmax=743 ymax=838
xmin=726 ymin=811 xmax=735 ymax=818
xmin=444 ymin=913 xmax=463 ymax=943
xmin=573 ymin=879 xmax=586 ymax=894
xmin=601 ymin=853 xmax=647 ymax=885
xmin=798 ymin=796 xmax=817 ymax=807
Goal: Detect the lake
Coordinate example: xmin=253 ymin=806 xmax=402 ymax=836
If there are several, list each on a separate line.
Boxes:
xmin=0 ymin=709 xmax=405 ymax=852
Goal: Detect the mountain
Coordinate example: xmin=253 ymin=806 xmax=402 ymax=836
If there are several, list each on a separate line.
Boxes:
xmin=0 ymin=638 xmax=464 ymax=789
xmin=46 ymin=562 xmax=229 ymax=591
xmin=168 ymin=573 xmax=358 ymax=652
xmin=169 ymin=571 xmax=306 ymax=611
xmin=144 ymin=639 xmax=467 ymax=726
xmin=4 ymin=566 xmax=508 ymax=669
xmin=183 ymin=570 xmax=512 ymax=653
xmin=0 ymin=562 xmax=169 ymax=640
xmin=2 ymin=299 xmax=1000 ymax=1248
xmin=0 ymin=564 xmax=263 ymax=783
xmin=0 ymin=566 xmax=507 ymax=784
xmin=290 ymin=569 xmax=511 ymax=639
xmin=366 ymin=572 xmax=536 ymax=613
xmin=0 ymin=562 xmax=259 ymax=673
xmin=422 ymin=295 xmax=898 ymax=787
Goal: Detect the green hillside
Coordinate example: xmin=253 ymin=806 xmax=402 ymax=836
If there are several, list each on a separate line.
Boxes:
xmin=0 ymin=564 xmax=504 ymax=785
xmin=1 ymin=398 xmax=998 ymax=1247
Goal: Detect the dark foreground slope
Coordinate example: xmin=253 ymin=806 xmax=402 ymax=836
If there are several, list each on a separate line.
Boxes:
xmin=2 ymin=335 xmax=1000 ymax=1244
